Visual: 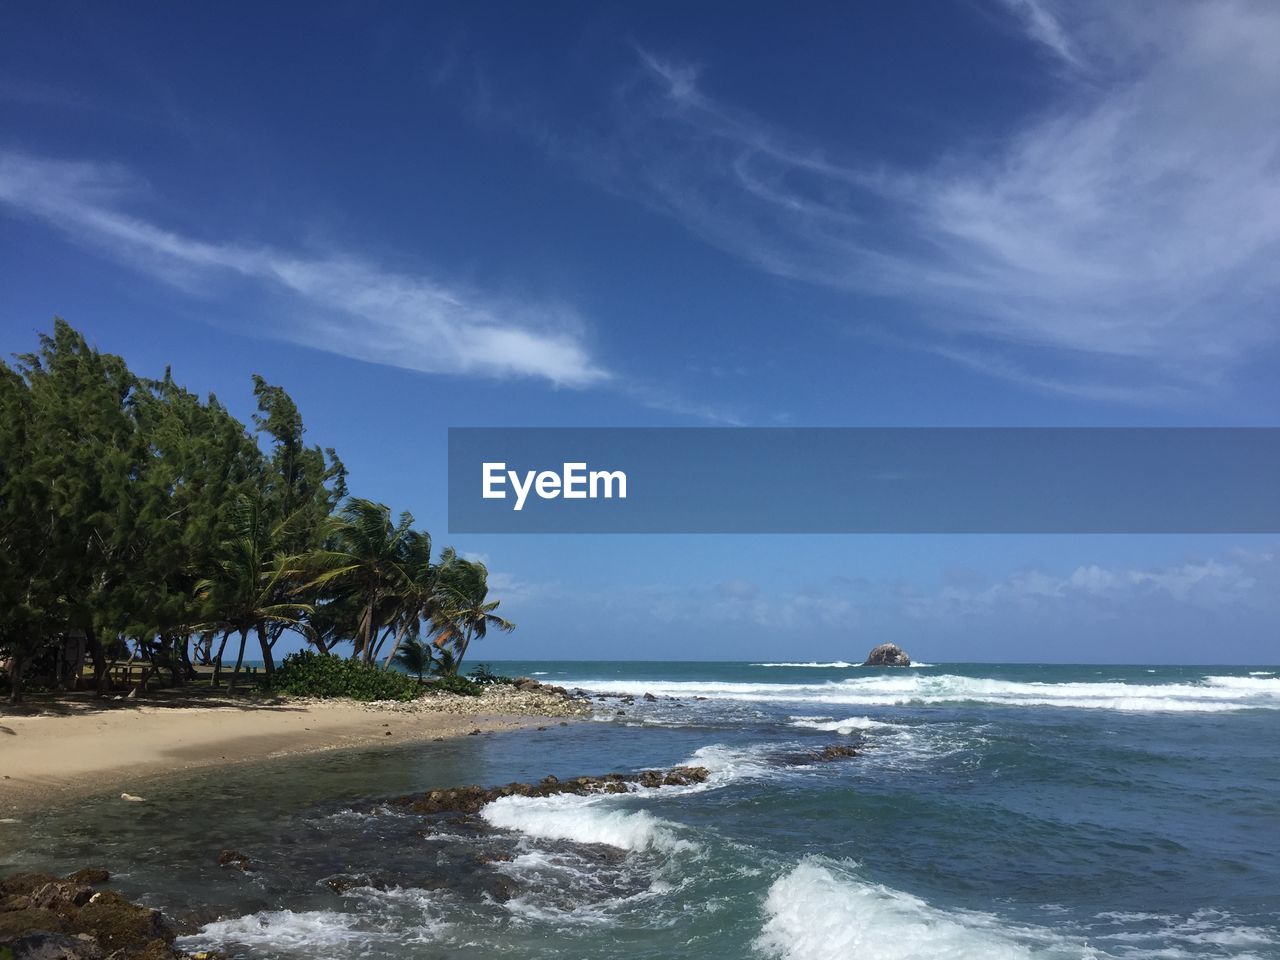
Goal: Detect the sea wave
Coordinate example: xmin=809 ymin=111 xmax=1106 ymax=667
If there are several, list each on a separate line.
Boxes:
xmin=567 ymin=673 xmax=1280 ymax=712
xmin=479 ymin=742 xmax=782 ymax=853
xmin=751 ymin=661 xmax=937 ymax=669
xmin=180 ymin=910 xmax=396 ymax=953
xmin=789 ymin=715 xmax=900 ymax=732
xmin=481 ymin=793 xmax=691 ymax=852
xmin=752 ymin=661 xmax=857 ymax=669
xmin=756 ymin=859 xmax=1091 ymax=960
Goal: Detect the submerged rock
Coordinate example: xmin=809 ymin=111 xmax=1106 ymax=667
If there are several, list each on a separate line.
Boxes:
xmin=863 ymin=643 xmax=911 ymax=667
xmin=215 ymin=850 xmax=252 ymax=872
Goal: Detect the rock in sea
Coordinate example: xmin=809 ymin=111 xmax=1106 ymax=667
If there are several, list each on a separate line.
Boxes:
xmin=863 ymin=642 xmax=911 ymax=667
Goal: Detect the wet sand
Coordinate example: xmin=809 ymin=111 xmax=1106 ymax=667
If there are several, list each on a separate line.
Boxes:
xmin=0 ymin=695 xmax=552 ymax=816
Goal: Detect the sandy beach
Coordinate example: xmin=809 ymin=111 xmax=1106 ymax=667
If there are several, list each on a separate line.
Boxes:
xmin=0 ymin=690 xmax=581 ymax=816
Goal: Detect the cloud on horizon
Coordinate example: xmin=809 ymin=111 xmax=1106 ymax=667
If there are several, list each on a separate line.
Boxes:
xmin=0 ymin=151 xmax=609 ymax=388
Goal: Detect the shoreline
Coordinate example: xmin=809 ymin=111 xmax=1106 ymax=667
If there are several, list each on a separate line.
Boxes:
xmin=0 ymin=688 xmax=586 ymax=818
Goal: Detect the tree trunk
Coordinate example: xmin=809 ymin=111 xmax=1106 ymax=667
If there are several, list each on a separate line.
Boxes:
xmin=212 ymin=630 xmax=231 ymax=687
xmin=381 ymin=621 xmax=411 ymax=671
xmin=256 ymin=623 xmax=275 ymax=678
xmin=228 ymin=628 xmax=249 ymax=693
xmin=358 ymin=599 xmax=376 ymax=662
xmin=85 ymin=625 xmax=110 ymax=696
xmin=453 ymin=630 xmax=473 ymax=675
xmin=180 ymin=636 xmax=195 ymax=682
xmin=166 ymin=635 xmax=185 ymax=686
xmin=6 ymin=655 xmax=22 ymax=705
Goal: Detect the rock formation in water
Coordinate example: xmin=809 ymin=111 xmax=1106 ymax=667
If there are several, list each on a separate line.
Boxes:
xmin=863 ymin=643 xmax=911 ymax=667
xmin=0 ymin=869 xmax=212 ymax=959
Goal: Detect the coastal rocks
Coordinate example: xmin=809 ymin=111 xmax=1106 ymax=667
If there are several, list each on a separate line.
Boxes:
xmin=360 ymin=682 xmax=591 ymax=719
xmin=863 ymin=643 xmax=911 ymax=667
xmin=0 ymin=869 xmax=195 ymax=960
xmin=772 ymin=744 xmax=860 ymax=767
xmin=0 ymin=931 xmax=104 ymax=959
xmin=394 ymin=765 xmax=712 ymax=817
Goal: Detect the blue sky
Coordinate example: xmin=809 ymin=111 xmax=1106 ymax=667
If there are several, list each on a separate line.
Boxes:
xmin=2 ymin=1 xmax=1277 ymax=663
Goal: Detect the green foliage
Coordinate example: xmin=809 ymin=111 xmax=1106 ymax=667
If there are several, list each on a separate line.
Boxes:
xmin=429 ymin=549 xmax=514 ymax=674
xmin=393 ymin=635 xmax=433 ymax=681
xmin=0 ymin=320 xmax=515 ymax=703
xmin=426 ymin=673 xmax=483 ymax=697
xmin=267 ymin=651 xmax=422 ymax=702
xmin=469 ymin=663 xmax=513 ymax=685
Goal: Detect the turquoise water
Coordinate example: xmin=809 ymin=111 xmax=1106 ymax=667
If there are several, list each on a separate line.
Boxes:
xmin=3 ymin=661 xmax=1278 ymax=959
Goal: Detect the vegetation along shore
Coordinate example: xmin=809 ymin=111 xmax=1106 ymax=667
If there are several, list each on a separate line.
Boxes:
xmin=0 ymin=320 xmax=527 ymax=705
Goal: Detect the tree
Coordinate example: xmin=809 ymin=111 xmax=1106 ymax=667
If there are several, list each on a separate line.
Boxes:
xmin=305 ymin=499 xmax=418 ymax=664
xmin=194 ymin=495 xmax=311 ymax=692
xmin=379 ymin=529 xmax=435 ymax=670
xmin=393 ymin=636 xmax=433 ymax=682
xmin=430 ymin=551 xmax=514 ymax=674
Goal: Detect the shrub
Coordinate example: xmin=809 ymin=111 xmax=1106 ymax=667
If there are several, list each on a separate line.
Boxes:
xmin=469 ymin=663 xmax=514 ymax=686
xmin=426 ymin=673 xmax=483 ymax=697
xmin=268 ymin=651 xmax=423 ymax=702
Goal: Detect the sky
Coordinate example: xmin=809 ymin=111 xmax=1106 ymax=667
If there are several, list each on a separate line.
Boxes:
xmin=1 ymin=0 xmax=1278 ymax=663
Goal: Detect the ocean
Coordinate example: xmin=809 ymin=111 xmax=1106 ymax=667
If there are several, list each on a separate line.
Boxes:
xmin=5 ymin=661 xmax=1278 ymax=959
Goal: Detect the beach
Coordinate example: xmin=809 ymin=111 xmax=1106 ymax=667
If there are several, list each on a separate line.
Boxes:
xmin=0 ymin=686 xmax=584 ymax=817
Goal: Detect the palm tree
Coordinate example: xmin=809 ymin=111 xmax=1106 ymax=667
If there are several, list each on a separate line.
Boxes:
xmin=430 ymin=552 xmax=514 ymax=674
xmin=304 ymin=499 xmax=416 ymax=663
xmin=194 ymin=495 xmax=311 ymax=692
xmin=393 ymin=635 xmax=433 ymax=682
xmin=379 ymin=529 xmax=435 ymax=669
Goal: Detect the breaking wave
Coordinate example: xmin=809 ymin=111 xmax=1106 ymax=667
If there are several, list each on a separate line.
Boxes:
xmin=567 ymin=673 xmax=1280 ymax=713
xmin=756 ymin=859 xmax=1094 ymax=960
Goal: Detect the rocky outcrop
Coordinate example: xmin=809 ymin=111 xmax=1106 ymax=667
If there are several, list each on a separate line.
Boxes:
xmin=389 ymin=742 xmax=861 ymax=819
xmin=0 ymin=870 xmax=210 ymax=960
xmin=393 ymin=765 xmax=713 ymax=816
xmin=863 ymin=643 xmax=911 ymax=667
xmin=359 ymin=681 xmax=591 ymax=718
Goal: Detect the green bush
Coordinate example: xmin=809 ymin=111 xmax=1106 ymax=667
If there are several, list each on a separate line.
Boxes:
xmin=426 ymin=673 xmax=483 ymax=697
xmin=268 ymin=651 xmax=423 ymax=702
xmin=469 ymin=663 xmax=514 ymax=686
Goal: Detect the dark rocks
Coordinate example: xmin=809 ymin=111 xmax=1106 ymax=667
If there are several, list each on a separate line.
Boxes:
xmin=0 ymin=931 xmax=104 ymax=959
xmin=0 ymin=870 xmax=189 ymax=960
xmin=29 ymin=883 xmax=95 ymax=911
xmin=642 ymin=692 xmax=657 ymax=702
xmin=511 ymin=676 xmax=572 ymax=698
xmin=61 ymin=871 xmax=108 ymax=888
xmin=772 ymin=743 xmax=861 ymax=766
xmin=863 ymin=643 xmax=911 ymax=667
xmin=394 ymin=764 xmax=712 ymax=816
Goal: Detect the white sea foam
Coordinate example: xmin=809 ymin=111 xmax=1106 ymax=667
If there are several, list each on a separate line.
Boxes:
xmin=752 ymin=661 xmax=857 ymax=668
xmin=180 ymin=910 xmax=389 ymax=952
xmin=480 ymin=742 xmax=781 ymax=854
xmin=1247 ymin=670 xmax=1274 ymax=676
xmin=789 ymin=715 xmax=898 ymax=733
xmin=757 ymin=859 xmax=1091 ymax=960
xmin=481 ymin=793 xmax=690 ymax=852
xmin=567 ymin=673 xmax=1280 ymax=712
xmin=751 ymin=660 xmax=937 ymax=669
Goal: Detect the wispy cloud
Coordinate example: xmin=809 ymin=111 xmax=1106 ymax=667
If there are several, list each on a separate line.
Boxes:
xmin=0 ymin=151 xmax=608 ymax=387
xmin=594 ymin=2 xmax=1280 ymax=401
xmin=994 ymin=0 xmax=1082 ymax=68
xmin=905 ymin=553 xmax=1270 ymax=621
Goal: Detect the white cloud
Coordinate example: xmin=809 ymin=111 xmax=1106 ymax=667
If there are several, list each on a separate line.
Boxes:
xmin=905 ymin=554 xmax=1267 ymax=621
xmin=607 ymin=2 xmax=1280 ymax=400
xmin=0 ymin=152 xmax=608 ymax=388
